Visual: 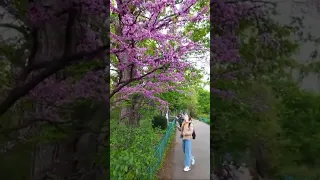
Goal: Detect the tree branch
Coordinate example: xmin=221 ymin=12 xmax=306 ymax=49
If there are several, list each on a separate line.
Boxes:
xmin=110 ymin=64 xmax=167 ymax=98
xmin=0 ymin=23 xmax=29 ymax=39
xmin=0 ymin=118 xmax=72 ymax=134
xmin=0 ymin=45 xmax=109 ymax=116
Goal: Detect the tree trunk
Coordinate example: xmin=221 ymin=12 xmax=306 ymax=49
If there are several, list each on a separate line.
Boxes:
xmin=28 ymin=1 xmax=106 ymax=179
xmin=119 ymin=92 xmax=142 ymax=126
xmin=117 ymin=39 xmax=140 ymax=126
xmin=128 ymin=94 xmax=143 ymax=126
xmin=253 ymin=141 xmax=269 ymax=178
xmin=112 ymin=5 xmax=141 ymax=126
xmin=30 ymin=2 xmax=69 ymax=179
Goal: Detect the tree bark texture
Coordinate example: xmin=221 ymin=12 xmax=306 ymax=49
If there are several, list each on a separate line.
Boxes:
xmin=28 ymin=1 xmax=107 ymax=180
xmin=114 ymin=14 xmax=140 ymax=126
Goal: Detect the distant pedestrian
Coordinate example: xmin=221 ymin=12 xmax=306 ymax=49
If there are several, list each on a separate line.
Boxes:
xmin=176 ymin=113 xmax=184 ymax=129
xmin=180 ymin=114 xmax=196 ymax=172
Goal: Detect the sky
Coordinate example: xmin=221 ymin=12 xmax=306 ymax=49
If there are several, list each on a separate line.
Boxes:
xmin=0 ymin=7 xmax=21 ymax=42
xmin=188 ymin=1 xmax=320 ymax=93
xmin=188 ymin=50 xmax=210 ymax=91
xmin=272 ymin=0 xmax=320 ymax=91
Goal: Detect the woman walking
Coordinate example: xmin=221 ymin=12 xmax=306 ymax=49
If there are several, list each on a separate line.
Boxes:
xmin=180 ymin=114 xmax=196 ymax=172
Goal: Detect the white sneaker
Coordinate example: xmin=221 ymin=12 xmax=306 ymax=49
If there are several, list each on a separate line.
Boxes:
xmin=183 ymin=166 xmax=191 ymax=172
xmin=191 ymin=157 xmax=195 ymax=165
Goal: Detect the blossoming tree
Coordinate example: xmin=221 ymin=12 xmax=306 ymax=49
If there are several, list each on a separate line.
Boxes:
xmin=110 ymin=0 xmax=209 ymax=124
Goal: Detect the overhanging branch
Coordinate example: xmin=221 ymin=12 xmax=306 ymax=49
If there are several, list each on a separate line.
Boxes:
xmin=0 ymin=45 xmax=109 ymax=116
xmin=110 ymin=64 xmax=167 ymax=98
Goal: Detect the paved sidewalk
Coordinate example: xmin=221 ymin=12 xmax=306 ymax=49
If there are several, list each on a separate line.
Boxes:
xmin=172 ymin=120 xmax=210 ymax=179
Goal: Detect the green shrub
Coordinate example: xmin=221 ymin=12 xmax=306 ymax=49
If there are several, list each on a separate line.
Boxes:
xmin=110 ymin=118 xmax=162 ymax=179
xmin=152 ymin=115 xmax=167 ymax=130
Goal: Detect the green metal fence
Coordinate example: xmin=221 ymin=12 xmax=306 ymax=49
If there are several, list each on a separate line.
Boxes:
xmin=140 ymin=120 xmax=176 ymax=180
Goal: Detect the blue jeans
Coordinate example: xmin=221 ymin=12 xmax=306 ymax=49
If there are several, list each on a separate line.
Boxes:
xmin=182 ymin=139 xmax=194 ymax=167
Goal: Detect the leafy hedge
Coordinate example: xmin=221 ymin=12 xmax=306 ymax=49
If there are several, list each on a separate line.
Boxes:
xmin=110 ymin=118 xmax=165 ymax=179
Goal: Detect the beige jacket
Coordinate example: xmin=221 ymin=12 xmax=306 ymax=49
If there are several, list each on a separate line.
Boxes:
xmin=181 ymin=121 xmax=194 ymax=140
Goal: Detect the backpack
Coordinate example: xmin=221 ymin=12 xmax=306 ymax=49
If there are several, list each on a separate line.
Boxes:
xmin=189 ymin=122 xmax=196 ymax=139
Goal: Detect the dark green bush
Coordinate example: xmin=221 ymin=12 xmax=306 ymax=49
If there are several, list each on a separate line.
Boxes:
xmin=152 ymin=115 xmax=167 ymax=130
